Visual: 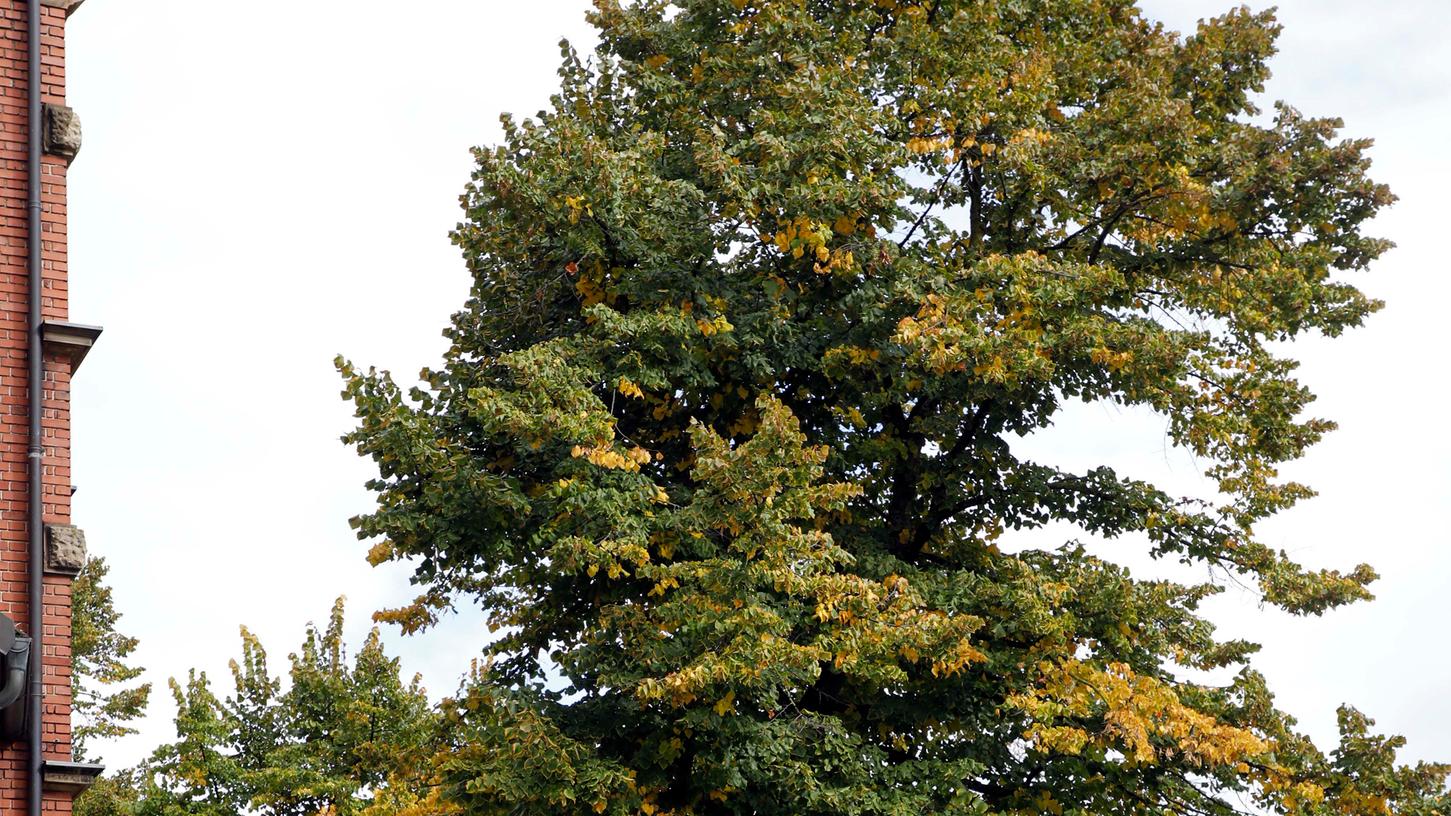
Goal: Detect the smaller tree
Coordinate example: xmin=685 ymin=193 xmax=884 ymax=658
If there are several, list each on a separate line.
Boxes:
xmin=74 ymin=772 xmax=144 ymax=816
xmin=132 ymin=599 xmax=439 ymax=816
xmin=72 ymin=557 xmax=152 ymax=760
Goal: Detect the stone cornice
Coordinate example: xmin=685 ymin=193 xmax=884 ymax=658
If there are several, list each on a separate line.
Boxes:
xmin=40 ymin=0 xmax=86 ymax=17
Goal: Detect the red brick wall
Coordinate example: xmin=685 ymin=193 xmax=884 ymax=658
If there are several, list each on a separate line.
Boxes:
xmin=0 ymin=1 xmax=76 ymax=812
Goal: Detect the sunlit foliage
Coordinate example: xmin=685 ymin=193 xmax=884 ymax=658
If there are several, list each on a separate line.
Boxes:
xmin=340 ymin=1 xmax=1445 ymax=814
xmin=112 ymin=600 xmax=438 ymax=816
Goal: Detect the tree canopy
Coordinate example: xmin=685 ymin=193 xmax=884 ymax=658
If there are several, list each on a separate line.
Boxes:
xmin=338 ymin=1 xmax=1444 ymax=814
xmin=76 ymin=600 xmax=438 ymax=816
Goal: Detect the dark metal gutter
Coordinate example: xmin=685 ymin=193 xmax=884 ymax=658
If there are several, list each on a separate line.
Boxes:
xmin=27 ymin=2 xmax=45 ymax=814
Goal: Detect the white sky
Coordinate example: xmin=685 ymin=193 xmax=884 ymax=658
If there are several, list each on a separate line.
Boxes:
xmin=64 ymin=1 xmax=1450 ymax=773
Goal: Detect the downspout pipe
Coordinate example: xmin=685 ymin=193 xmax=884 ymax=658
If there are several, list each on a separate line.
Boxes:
xmin=0 ymin=638 xmax=33 ymax=713
xmin=27 ymin=1 xmax=45 ymax=814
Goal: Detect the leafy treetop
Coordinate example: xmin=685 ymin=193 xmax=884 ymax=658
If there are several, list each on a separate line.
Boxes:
xmin=341 ymin=1 xmax=1441 ymax=815
xmin=86 ymin=599 xmax=440 ymax=816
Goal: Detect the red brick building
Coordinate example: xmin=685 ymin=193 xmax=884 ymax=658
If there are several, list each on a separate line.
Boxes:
xmin=0 ymin=0 xmax=103 ymax=813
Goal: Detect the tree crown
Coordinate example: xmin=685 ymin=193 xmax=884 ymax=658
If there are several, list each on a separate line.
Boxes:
xmin=341 ymin=2 xmax=1438 ymax=814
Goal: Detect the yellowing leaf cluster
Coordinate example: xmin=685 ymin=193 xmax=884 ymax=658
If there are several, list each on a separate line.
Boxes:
xmin=572 ymin=443 xmax=652 ymax=472
xmin=1009 ymin=660 xmax=1266 ymax=768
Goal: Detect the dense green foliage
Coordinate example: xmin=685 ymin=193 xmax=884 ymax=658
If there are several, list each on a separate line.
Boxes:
xmin=78 ymin=600 xmax=438 ymax=816
xmin=336 ymin=1 xmax=1445 ymax=814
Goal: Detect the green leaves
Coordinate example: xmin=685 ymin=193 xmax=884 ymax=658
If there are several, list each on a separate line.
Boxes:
xmin=338 ymin=1 xmax=1437 ymax=814
xmin=72 ymin=557 xmax=152 ymax=761
xmin=129 ymin=600 xmax=438 ymax=816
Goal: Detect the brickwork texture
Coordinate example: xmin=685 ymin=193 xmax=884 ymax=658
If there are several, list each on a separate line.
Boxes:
xmin=0 ymin=3 xmax=77 ymax=813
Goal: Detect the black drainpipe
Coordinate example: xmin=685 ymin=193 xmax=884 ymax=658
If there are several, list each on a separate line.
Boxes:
xmin=27 ymin=0 xmax=45 ymax=813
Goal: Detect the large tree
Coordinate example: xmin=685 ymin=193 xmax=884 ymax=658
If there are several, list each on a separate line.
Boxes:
xmin=341 ymin=1 xmax=1446 ymax=814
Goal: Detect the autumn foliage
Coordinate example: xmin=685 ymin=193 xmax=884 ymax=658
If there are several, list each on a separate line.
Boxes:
xmin=338 ymin=1 xmax=1446 ymax=814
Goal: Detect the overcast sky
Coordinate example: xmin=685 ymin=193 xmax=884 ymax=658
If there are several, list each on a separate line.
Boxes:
xmin=64 ymin=0 xmax=1450 ymax=772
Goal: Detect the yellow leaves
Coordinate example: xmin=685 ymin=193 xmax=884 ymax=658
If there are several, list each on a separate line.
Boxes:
xmin=1256 ymin=765 xmax=1328 ymax=813
xmin=813 ymin=248 xmax=856 ymax=277
xmin=648 ymin=576 xmax=679 ymax=597
xmin=366 ymin=540 xmax=396 ymax=566
xmin=593 ymin=799 xmax=608 ymax=814
xmin=973 ymin=354 xmax=1008 ymax=382
xmin=894 ymin=291 xmax=1038 ymax=381
xmin=907 ymin=135 xmax=951 ymax=154
xmin=572 ymin=444 xmax=653 ymax=472
xmin=1008 ymin=127 xmax=1052 ymax=148
xmin=643 ymin=54 xmax=669 ymax=70
xmin=824 ymin=345 xmax=880 ymax=368
xmin=895 ymin=316 xmax=923 ymax=344
xmin=181 ymin=766 xmax=209 ymax=789
xmin=930 ymin=639 xmax=987 ymax=678
xmin=373 ymin=597 xmax=441 ymax=636
xmin=772 ymin=214 xmax=831 ymax=262
xmin=1035 ymin=790 xmax=1065 ymax=816
xmin=1030 ymin=724 xmax=1092 ymax=756
xmin=1089 ymin=346 xmax=1135 ymax=372
xmin=713 ymin=690 xmax=736 ymax=717
xmin=563 ymin=194 xmax=592 ymax=224
xmin=576 ymin=274 xmax=607 ymax=307
xmin=1009 ymin=660 xmax=1267 ymax=770
xmin=696 ymin=315 xmax=734 ymax=336
xmin=618 ymin=378 xmax=645 ymax=399
xmin=832 ymin=214 xmax=857 ymax=236
xmin=726 ymin=407 xmax=761 ymax=437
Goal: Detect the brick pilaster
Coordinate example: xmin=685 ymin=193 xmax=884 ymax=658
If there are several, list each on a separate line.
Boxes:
xmin=0 ymin=2 xmax=77 ymax=812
